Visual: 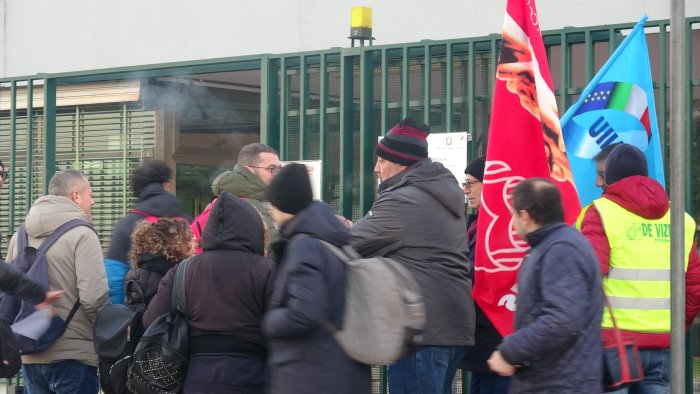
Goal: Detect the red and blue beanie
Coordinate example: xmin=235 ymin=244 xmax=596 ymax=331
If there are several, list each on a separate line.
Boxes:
xmin=376 ymin=118 xmax=430 ymax=166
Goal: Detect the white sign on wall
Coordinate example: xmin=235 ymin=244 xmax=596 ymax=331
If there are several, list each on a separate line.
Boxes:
xmin=281 ymin=160 xmax=323 ymax=200
xmin=427 ymin=132 xmax=470 ymax=185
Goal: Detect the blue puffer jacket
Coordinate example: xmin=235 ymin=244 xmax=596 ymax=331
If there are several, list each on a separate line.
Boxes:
xmin=104 ymin=183 xmax=190 ymax=304
xmin=498 ymin=223 xmax=603 ymax=394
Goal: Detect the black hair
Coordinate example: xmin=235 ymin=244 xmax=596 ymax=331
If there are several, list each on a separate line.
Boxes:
xmin=511 ymin=178 xmax=564 ymax=225
xmin=130 ymin=159 xmax=172 ymax=198
xmin=592 ymin=142 xmax=621 ymax=163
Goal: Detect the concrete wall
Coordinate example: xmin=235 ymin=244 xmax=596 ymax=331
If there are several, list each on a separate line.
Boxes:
xmin=1 ymin=0 xmax=699 ymax=78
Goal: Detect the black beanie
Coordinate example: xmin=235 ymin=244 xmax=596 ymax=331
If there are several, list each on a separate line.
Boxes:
xmin=376 ymin=118 xmax=430 ymax=166
xmin=266 ymin=163 xmax=313 ymax=214
xmin=464 ymin=156 xmax=486 ymax=181
xmin=605 ymin=144 xmax=648 ymax=185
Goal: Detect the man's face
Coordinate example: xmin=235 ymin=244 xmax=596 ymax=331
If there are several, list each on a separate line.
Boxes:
xmin=247 ymin=152 xmax=281 ymax=186
xmin=595 ymin=159 xmax=607 ymax=190
xmin=0 ymin=164 xmax=5 ymax=191
xmin=463 ymin=174 xmax=482 ymax=209
xmin=510 ymin=205 xmax=528 ymax=240
xmin=73 ymin=182 xmax=94 ymax=221
xmin=374 ymin=157 xmax=406 ymax=183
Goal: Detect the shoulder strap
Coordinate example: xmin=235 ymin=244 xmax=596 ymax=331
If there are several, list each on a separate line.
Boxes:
xmin=37 ymin=219 xmax=95 ymax=253
xmin=171 ymin=259 xmax=189 ymax=314
xmin=131 ymin=209 xmax=152 ymax=217
xmin=64 ymin=298 xmax=81 ymax=327
xmin=17 ymin=224 xmax=28 ymax=252
xmin=316 ymin=238 xmax=363 ymax=266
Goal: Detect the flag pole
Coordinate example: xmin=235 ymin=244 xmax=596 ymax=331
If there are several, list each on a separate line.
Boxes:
xmin=669 ymin=0 xmax=686 ymax=392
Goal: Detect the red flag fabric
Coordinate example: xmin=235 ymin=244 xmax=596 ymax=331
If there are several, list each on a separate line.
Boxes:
xmin=473 ymin=0 xmax=581 ymax=336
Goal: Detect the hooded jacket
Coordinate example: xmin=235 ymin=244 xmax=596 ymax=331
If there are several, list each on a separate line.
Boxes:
xmin=124 ymin=253 xmax=175 ymax=305
xmin=263 ymin=201 xmax=371 ymax=394
xmin=143 ymin=192 xmax=274 ymax=394
xmin=105 ymin=183 xmax=190 ymax=304
xmin=211 ymin=164 xmax=279 ymax=249
xmin=6 ymin=195 xmax=110 ymax=367
xmin=580 ymin=175 xmax=700 ymax=349
xmin=350 ymin=158 xmax=475 ymax=346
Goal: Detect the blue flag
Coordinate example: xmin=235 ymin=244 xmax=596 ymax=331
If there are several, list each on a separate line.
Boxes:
xmin=560 ymin=15 xmax=665 ymax=207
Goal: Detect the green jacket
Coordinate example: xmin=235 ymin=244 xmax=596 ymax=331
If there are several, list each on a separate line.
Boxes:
xmin=212 ymin=164 xmax=279 ymax=252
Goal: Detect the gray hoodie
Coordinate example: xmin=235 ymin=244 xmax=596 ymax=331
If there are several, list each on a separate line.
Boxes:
xmin=7 ymin=195 xmax=109 ymax=367
xmin=351 ymin=159 xmax=475 ymax=346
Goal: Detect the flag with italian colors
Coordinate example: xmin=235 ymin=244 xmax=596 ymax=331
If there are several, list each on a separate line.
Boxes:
xmin=560 ymin=15 xmax=665 ymax=207
xmin=473 ymin=0 xmax=582 ymax=336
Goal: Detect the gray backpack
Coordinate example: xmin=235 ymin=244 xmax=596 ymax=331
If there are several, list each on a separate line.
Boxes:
xmin=320 ymin=241 xmax=426 ymax=365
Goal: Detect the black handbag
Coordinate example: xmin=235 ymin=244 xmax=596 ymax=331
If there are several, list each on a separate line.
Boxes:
xmin=127 ymin=259 xmax=190 ymax=394
xmin=602 ymin=294 xmax=644 ymax=392
xmin=0 ymin=320 xmax=21 ymax=378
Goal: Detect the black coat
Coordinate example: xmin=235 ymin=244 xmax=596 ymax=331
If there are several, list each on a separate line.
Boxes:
xmin=144 ymin=192 xmax=275 ymax=394
xmin=498 ymin=223 xmax=603 ymax=394
xmin=263 ymin=202 xmax=371 ymax=394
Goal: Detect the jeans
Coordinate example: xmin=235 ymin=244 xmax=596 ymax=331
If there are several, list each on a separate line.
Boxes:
xmin=605 ymin=349 xmax=670 ymax=394
xmin=388 ymin=346 xmax=466 ymax=394
xmin=22 ymin=360 xmax=99 ymax=394
xmin=469 ymin=371 xmax=510 ymax=394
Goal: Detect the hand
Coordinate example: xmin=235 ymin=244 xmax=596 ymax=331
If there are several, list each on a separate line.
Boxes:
xmin=44 ymin=290 xmax=64 ymax=304
xmin=335 ymin=215 xmax=353 ymax=228
xmin=487 ymin=350 xmax=516 ymax=377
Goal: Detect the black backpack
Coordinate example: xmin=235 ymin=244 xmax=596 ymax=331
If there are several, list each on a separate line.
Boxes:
xmin=0 ymin=219 xmax=93 ymax=355
xmin=93 ymin=281 xmax=147 ymax=394
xmin=127 ymin=259 xmax=190 ymax=394
xmin=0 ymin=320 xmax=21 ymax=378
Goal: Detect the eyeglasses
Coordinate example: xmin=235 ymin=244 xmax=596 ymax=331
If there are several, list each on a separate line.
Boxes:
xmin=247 ymin=166 xmax=281 ymax=175
xmin=0 ymin=171 xmax=8 ymax=180
xmin=462 ymin=180 xmax=480 ymax=189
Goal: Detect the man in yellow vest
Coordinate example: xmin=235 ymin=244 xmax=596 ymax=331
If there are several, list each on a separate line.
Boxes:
xmin=578 ymin=143 xmax=700 ymax=394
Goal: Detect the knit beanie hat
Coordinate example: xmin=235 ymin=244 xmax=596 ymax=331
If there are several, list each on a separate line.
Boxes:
xmin=266 ymin=163 xmax=313 ymax=214
xmin=376 ymin=118 xmax=430 ymax=166
xmin=464 ymin=156 xmax=486 ymax=181
xmin=605 ymin=143 xmax=648 ymax=185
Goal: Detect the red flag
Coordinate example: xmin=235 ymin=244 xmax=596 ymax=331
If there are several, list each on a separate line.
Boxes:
xmin=473 ymin=0 xmax=581 ymax=336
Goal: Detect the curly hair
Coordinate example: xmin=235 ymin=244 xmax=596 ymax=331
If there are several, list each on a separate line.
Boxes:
xmin=129 ymin=217 xmax=194 ymax=268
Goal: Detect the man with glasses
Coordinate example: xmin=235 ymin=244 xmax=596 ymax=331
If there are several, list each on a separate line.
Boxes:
xmin=212 ymin=143 xmax=282 ymax=252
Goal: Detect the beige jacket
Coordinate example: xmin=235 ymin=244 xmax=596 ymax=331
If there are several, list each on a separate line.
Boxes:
xmin=7 ymin=195 xmax=110 ymax=367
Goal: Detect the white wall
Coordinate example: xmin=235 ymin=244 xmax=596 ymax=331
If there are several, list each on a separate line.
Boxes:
xmin=2 ymin=0 xmax=699 ymax=78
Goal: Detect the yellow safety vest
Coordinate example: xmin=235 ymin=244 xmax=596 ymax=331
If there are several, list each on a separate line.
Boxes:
xmin=592 ymin=197 xmax=695 ymax=332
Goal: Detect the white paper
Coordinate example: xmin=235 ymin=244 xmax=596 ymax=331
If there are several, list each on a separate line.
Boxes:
xmin=11 ymin=308 xmax=53 ymax=340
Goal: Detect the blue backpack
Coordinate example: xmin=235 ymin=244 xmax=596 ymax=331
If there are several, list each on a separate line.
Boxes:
xmin=0 ymin=219 xmax=94 ymax=355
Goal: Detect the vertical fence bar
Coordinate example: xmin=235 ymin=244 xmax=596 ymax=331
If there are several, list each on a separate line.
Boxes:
xmin=446 ymin=44 xmax=454 ymax=133
xmin=467 ymin=41 xmax=476 ymax=159
xmin=279 ymin=58 xmax=288 ymax=159
xmin=381 ymin=49 xmax=388 ymax=133
xmin=26 ymin=80 xmax=34 ymax=207
xmin=299 ymin=55 xmax=308 ymax=159
xmin=43 ymin=78 xmax=57 ymax=193
xmin=659 ymin=22 xmax=669 ymax=165
xmin=9 ymin=81 xmax=17 ymax=232
xmin=339 ymin=53 xmax=355 ymax=219
xmin=560 ymin=32 xmax=571 ymax=112
xmin=261 ymin=56 xmax=281 ymax=149
xmin=359 ymin=49 xmax=375 ymax=216
xmin=423 ymin=44 xmax=431 ymax=125
xmin=121 ymin=104 xmax=128 ymax=213
xmin=402 ymin=47 xmax=409 ymax=119
xmin=319 ymin=53 xmax=329 ymax=201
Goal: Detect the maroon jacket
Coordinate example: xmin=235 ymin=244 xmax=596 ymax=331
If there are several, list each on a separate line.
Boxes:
xmin=579 ymin=175 xmax=700 ymax=349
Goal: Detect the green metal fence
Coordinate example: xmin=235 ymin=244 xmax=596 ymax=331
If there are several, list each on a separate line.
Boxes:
xmin=1 ymin=15 xmax=699 ymax=394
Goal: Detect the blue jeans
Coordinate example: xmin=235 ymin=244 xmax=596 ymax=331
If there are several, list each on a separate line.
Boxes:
xmin=22 ymin=360 xmax=99 ymax=394
xmin=388 ymin=346 xmax=466 ymax=394
xmin=606 ymin=349 xmax=670 ymax=394
xmin=469 ymin=371 xmax=510 ymax=394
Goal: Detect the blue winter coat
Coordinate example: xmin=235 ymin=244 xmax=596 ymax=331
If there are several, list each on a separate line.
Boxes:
xmin=104 ymin=183 xmax=190 ymax=304
xmin=498 ymin=223 xmax=603 ymax=394
xmin=263 ymin=201 xmax=371 ymax=394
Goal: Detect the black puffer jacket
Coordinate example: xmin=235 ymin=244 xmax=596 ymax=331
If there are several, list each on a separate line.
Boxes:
xmin=0 ymin=261 xmax=46 ymax=305
xmin=263 ymin=202 xmax=371 ymax=394
xmin=143 ymin=192 xmax=274 ymax=394
xmin=498 ymin=223 xmax=603 ymax=394
xmin=124 ymin=253 xmax=175 ymax=306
